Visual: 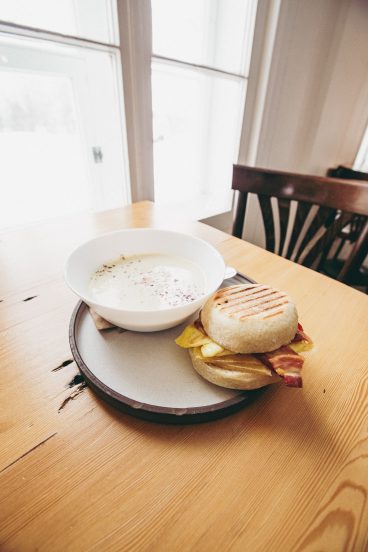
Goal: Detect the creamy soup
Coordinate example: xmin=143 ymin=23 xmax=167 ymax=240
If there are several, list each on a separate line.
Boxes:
xmin=89 ymin=253 xmax=207 ymax=309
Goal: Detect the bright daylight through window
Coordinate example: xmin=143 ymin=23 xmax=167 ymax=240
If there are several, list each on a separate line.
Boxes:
xmin=0 ymin=0 xmax=130 ymax=229
xmin=151 ymin=0 xmax=258 ymax=219
xmin=354 ymin=124 xmax=368 ymax=173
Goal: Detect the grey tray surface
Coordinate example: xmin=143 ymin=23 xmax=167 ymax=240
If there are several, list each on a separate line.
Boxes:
xmin=69 ymin=272 xmax=261 ymax=424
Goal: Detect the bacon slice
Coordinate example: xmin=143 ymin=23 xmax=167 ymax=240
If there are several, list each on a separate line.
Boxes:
xmin=292 ymin=325 xmax=312 ymax=345
xmin=255 ymin=346 xmax=304 ymax=388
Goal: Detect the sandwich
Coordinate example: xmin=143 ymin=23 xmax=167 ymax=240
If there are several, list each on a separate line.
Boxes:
xmin=175 ymin=284 xmax=312 ymax=390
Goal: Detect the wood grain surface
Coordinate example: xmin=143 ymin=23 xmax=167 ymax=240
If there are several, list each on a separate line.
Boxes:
xmin=1 ymin=201 xmax=368 ymax=551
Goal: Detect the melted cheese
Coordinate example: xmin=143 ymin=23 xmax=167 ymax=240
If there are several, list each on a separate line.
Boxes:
xmin=175 ymin=324 xmax=232 ymax=357
xmin=175 ymin=323 xmax=312 ymax=357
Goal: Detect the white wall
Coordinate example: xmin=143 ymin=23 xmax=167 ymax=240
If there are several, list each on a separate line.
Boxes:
xmin=237 ymin=0 xmax=368 ymax=246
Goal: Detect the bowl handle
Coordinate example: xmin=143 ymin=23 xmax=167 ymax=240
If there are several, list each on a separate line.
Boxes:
xmin=224 ymin=266 xmax=237 ymax=279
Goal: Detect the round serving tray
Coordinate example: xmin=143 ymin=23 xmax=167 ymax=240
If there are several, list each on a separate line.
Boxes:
xmin=69 ymin=272 xmax=260 ymax=424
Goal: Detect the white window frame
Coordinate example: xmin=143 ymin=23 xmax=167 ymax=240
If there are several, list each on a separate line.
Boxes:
xmin=0 ymin=1 xmax=289 ymax=217
xmin=0 ymin=4 xmax=133 ymax=208
xmin=149 ymin=0 xmax=259 ymax=219
xmin=117 ymin=0 xmax=154 ymax=202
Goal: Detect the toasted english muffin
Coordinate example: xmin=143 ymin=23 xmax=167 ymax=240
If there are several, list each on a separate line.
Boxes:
xmin=201 ymin=284 xmax=298 ymax=354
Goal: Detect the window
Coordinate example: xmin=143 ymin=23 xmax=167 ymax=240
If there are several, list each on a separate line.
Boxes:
xmin=0 ymin=1 xmax=130 ymax=229
xmin=0 ymin=0 xmax=118 ymax=44
xmin=151 ymin=0 xmax=258 ymax=219
xmin=354 ymin=125 xmax=368 ymax=173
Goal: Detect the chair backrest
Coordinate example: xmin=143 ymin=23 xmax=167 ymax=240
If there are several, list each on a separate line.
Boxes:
xmin=326 ymin=166 xmax=368 ymax=286
xmin=232 ymin=165 xmax=368 ymax=271
xmin=327 ymin=165 xmax=368 ymax=181
xmin=326 ymin=165 xmax=368 ymax=241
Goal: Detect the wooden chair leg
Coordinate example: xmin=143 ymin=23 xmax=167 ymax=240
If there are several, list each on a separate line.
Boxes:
xmin=332 ymin=238 xmax=345 ymax=260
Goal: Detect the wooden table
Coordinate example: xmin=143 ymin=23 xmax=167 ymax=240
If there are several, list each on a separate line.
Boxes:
xmin=1 ymin=201 xmax=368 ymax=551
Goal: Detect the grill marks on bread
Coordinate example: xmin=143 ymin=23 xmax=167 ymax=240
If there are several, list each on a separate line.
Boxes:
xmin=214 ymin=284 xmax=289 ymax=320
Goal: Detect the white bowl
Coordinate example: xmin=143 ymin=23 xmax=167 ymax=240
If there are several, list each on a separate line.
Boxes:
xmin=64 ymin=228 xmax=227 ymax=332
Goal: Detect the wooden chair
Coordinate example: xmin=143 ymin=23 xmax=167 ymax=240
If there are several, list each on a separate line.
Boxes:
xmin=231 ymin=165 xmax=368 ymax=287
xmin=326 ymin=165 xmax=368 ymax=181
xmin=325 ymin=166 xmax=368 ymax=269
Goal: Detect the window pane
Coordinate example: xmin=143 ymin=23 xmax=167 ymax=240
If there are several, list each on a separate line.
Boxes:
xmin=152 ymin=60 xmax=245 ymax=218
xmin=354 ymin=125 xmax=368 ymax=172
xmin=0 ymin=71 xmax=90 ymax=228
xmin=152 ymin=0 xmax=257 ymax=75
xmin=0 ymin=0 xmax=118 ymax=44
xmin=0 ymin=35 xmax=130 ymax=229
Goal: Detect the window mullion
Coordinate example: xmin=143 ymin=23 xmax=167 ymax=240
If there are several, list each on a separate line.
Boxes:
xmin=0 ymin=19 xmax=118 ymax=52
xmin=151 ymin=54 xmax=246 ymax=82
